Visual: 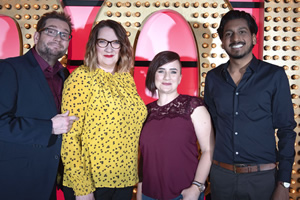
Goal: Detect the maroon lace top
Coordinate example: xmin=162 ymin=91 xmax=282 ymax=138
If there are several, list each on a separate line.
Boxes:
xmin=139 ymin=94 xmax=205 ymax=199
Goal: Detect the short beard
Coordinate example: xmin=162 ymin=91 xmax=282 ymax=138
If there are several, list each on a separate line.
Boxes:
xmin=226 ymin=43 xmax=254 ymax=59
xmin=37 ymin=43 xmax=66 ymax=63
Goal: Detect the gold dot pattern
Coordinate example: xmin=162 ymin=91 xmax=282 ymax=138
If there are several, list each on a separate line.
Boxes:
xmin=61 ymin=66 xmax=147 ymax=196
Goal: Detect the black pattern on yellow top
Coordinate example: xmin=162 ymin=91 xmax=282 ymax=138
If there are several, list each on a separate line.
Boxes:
xmin=61 ymin=65 xmax=147 ymax=196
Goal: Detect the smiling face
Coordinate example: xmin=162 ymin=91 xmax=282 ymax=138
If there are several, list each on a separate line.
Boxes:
xmin=96 ymin=26 xmax=120 ymax=73
xmin=154 ymin=60 xmax=182 ymax=96
xmin=34 ymin=18 xmax=70 ymax=64
xmin=221 ymin=18 xmax=256 ymax=60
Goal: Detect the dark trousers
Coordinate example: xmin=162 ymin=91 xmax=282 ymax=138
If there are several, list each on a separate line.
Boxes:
xmin=63 ymin=186 xmax=133 ymax=200
xmin=210 ymin=164 xmax=277 ymax=200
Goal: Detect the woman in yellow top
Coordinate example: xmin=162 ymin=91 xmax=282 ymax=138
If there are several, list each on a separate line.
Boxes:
xmin=61 ymin=20 xmax=147 ymax=200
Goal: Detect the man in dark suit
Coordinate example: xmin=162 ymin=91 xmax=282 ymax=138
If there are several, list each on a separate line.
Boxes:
xmin=0 ymin=11 xmax=78 ymax=200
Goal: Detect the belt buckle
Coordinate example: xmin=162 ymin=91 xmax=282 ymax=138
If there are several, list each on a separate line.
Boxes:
xmin=233 ymin=164 xmax=246 ymax=173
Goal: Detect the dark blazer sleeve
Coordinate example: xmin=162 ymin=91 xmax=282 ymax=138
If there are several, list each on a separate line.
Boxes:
xmin=0 ymin=54 xmax=55 ymax=146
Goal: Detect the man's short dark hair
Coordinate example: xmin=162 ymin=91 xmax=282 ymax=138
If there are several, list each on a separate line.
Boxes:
xmin=36 ymin=11 xmax=73 ymax=34
xmin=217 ymin=10 xmax=258 ymax=40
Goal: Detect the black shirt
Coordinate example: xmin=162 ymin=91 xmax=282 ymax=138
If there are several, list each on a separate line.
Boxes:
xmin=204 ymin=55 xmax=296 ymax=182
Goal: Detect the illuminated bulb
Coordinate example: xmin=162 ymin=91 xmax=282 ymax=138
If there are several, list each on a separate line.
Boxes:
xmin=106 ymin=1 xmax=112 ymax=7
xmin=264 ymin=45 xmax=271 ymax=50
xmin=265 ymin=16 xmax=272 ymax=22
xmin=293 ymin=27 xmax=300 ymax=32
xmin=164 ymin=2 xmax=170 ymax=7
xmin=145 ymin=2 xmax=150 ymax=7
xmin=211 ymin=43 xmax=217 ymax=48
xmin=283 ymin=46 xmax=291 ymax=51
xmin=284 ymin=7 xmax=292 ymax=12
xmin=24 ymin=3 xmax=30 ymax=9
xmin=212 ymin=33 xmax=218 ymax=38
xmin=33 ymin=24 xmax=37 ymax=29
xmin=212 ymin=23 xmax=218 ymax=28
xmin=135 ymin=1 xmax=141 ymax=7
xmin=53 ymin=4 xmax=59 ymax=10
xmin=203 ymin=12 xmax=209 ymax=18
xmin=273 ymin=46 xmax=280 ymax=50
xmin=125 ymin=22 xmax=131 ymax=27
xmin=275 ymin=0 xmax=281 ymax=2
xmin=25 ymin=34 xmax=31 ymax=39
xmin=24 ymin=14 xmax=31 ymax=20
xmin=265 ymin=7 xmax=272 ymax=12
xmin=264 ymin=26 xmax=271 ymax=31
xmin=193 ymin=13 xmax=199 ymax=18
xmin=293 ymin=103 xmax=297 ymax=108
xmin=274 ymin=17 xmax=281 ymax=22
xmin=292 ymin=75 xmax=299 ymax=79
xmin=106 ymin=11 xmax=112 ymax=17
xmin=33 ymin=15 xmax=40 ymax=20
xmin=134 ymin=22 xmax=140 ymax=27
xmin=202 ymin=43 xmax=209 ymax=48
xmin=273 ymin=55 xmax=279 ymax=60
xmin=193 ymin=23 xmax=199 ymax=28
xmin=125 ymin=2 xmax=131 ymax=7
xmin=292 ymin=65 xmax=299 ymax=70
xmin=135 ymin=12 xmax=141 ymax=17
xmin=284 ymin=0 xmax=291 ymax=2
xmin=294 ymin=7 xmax=300 ymax=13
xmin=42 ymin=4 xmax=49 ymax=10
xmin=116 ymin=2 xmax=122 ymax=7
xmin=126 ymin=31 xmax=131 ymax=37
xmin=274 ymin=26 xmax=282 ymax=31
xmin=294 ymin=17 xmax=300 ymax=22
xmin=155 ymin=2 xmax=160 ymax=7
xmin=194 ymin=2 xmax=199 ymax=8
xmin=24 ymin=44 xmax=31 ymax=49
xmin=202 ymin=63 xmax=209 ymax=68
xmin=184 ymin=2 xmax=189 ymax=8
xmin=15 ymin=4 xmax=21 ymax=10
xmin=201 ymin=91 xmax=204 ymax=97
xmin=203 ymin=2 xmax=209 ymax=8
xmin=202 ymin=33 xmax=210 ymax=39
xmin=264 ymin=55 xmax=271 ymax=60
xmin=201 ymin=82 xmax=205 ymax=87
xmin=283 ymin=65 xmax=289 ymax=70
xmin=33 ymin=4 xmax=40 ymax=10
xmin=283 ymin=26 xmax=291 ymax=32
xmin=115 ymin=12 xmax=121 ymax=17
xmin=125 ymin=11 xmax=131 ymax=17
xmin=293 ymin=36 xmax=300 ymax=41
xmin=292 ymin=94 xmax=299 ymax=99
xmin=291 ymin=84 xmax=298 ymax=89
xmin=202 ymin=72 xmax=207 ymax=78
xmin=174 ymin=2 xmax=180 ymax=8
xmin=211 ymin=63 xmax=217 ymax=68
xmin=292 ymin=46 xmax=299 ymax=51
xmin=292 ymin=56 xmax=299 ymax=61
xmin=274 ymin=7 xmax=282 ymax=12
xmin=15 ymin=14 xmax=21 ymax=20
xmin=211 ymin=53 xmax=217 ymax=58
xmin=203 ymin=23 xmax=209 ymax=28
xmin=283 ymin=36 xmax=290 ymax=41
xmin=283 ymin=55 xmax=290 ymax=60
xmin=284 ymin=16 xmax=291 ymax=22
xmin=202 ymin=53 xmax=209 ymax=58
xmin=5 ymin=4 xmax=12 ymax=9
xmin=264 ymin=36 xmax=271 ymax=41
xmin=212 ymin=13 xmax=219 ymax=18
xmin=212 ymin=2 xmax=218 ymax=8
xmin=273 ymin=36 xmax=281 ymax=41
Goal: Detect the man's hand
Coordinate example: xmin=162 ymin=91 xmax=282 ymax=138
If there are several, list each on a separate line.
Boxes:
xmin=271 ymin=182 xmax=289 ymax=200
xmin=76 ymin=193 xmax=95 ymax=200
xmin=51 ymin=110 xmax=78 ymax=135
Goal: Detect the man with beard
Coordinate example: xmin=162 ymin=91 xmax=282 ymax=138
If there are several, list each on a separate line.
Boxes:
xmin=204 ymin=10 xmax=296 ymax=200
xmin=0 ymin=11 xmax=78 ymax=200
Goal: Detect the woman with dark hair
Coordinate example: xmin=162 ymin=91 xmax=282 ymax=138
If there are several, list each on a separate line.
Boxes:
xmin=137 ymin=51 xmax=214 ymax=200
xmin=61 ymin=20 xmax=147 ymax=200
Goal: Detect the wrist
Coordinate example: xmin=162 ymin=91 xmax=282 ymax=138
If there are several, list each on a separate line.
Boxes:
xmin=278 ymin=181 xmax=290 ymax=188
xmin=192 ymin=180 xmax=205 ymax=193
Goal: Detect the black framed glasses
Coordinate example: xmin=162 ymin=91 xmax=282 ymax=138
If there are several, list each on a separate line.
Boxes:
xmin=96 ymin=39 xmax=121 ymax=49
xmin=39 ymin=27 xmax=72 ymax=41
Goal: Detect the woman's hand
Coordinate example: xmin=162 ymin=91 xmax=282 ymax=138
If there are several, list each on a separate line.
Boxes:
xmin=181 ymin=185 xmax=201 ymax=200
xmin=76 ymin=193 xmax=95 ymax=200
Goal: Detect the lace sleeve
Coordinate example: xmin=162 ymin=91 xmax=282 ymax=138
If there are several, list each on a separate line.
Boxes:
xmin=188 ymin=96 xmax=205 ymax=115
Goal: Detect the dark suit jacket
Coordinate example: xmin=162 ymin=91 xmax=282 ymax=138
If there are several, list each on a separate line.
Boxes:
xmin=0 ymin=50 xmax=69 ymax=200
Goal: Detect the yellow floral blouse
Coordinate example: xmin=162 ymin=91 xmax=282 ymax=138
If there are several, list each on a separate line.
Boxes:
xmin=61 ymin=65 xmax=147 ymax=196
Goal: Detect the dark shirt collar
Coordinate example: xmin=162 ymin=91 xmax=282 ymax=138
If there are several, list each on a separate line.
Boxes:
xmin=31 ymin=47 xmax=63 ymax=74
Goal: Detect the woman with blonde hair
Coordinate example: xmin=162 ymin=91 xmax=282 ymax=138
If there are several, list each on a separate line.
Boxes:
xmin=61 ymin=20 xmax=147 ymax=200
